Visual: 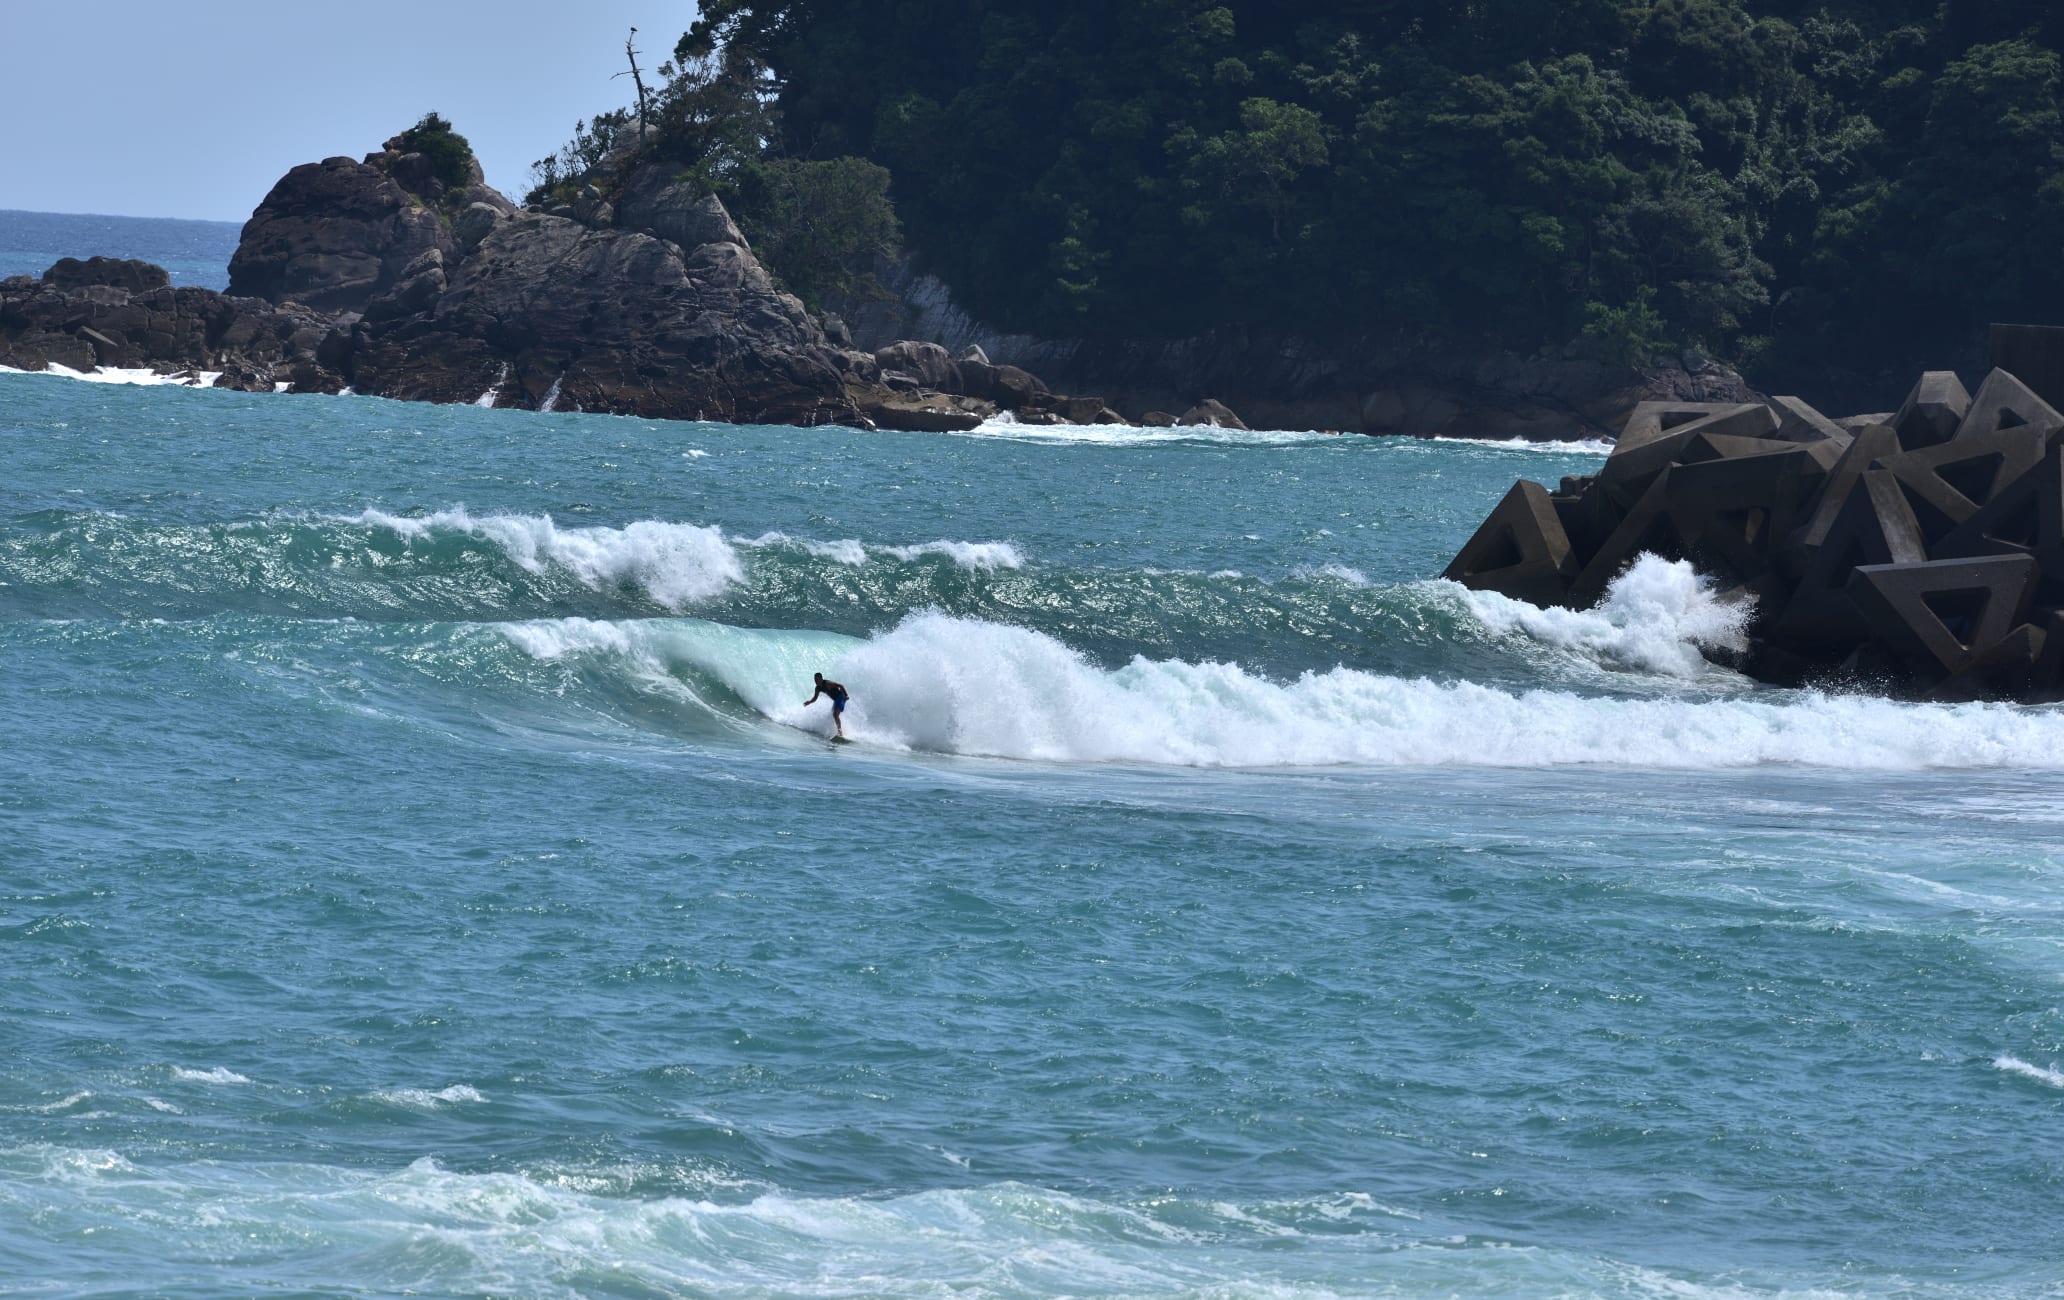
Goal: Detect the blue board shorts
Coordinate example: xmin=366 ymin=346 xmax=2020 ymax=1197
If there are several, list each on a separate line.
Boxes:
xmin=832 ymin=696 xmax=847 ymax=715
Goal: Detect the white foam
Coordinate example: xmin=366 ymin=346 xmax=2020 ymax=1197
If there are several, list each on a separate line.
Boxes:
xmin=0 ymin=362 xmax=222 ymax=387
xmin=1425 ymin=434 xmax=1617 ymax=455
xmin=744 ymin=531 xmax=869 ymax=565
xmin=742 ymin=532 xmax=1025 ymax=570
xmin=538 ymin=375 xmax=564 ymax=413
xmin=962 ymin=413 xmax=1343 ymax=447
xmin=349 ymin=507 xmax=743 ymax=610
xmin=881 ymin=539 xmax=1026 ymax=570
xmin=1993 ymin=1055 xmax=2064 ymax=1088
xmin=372 ymin=1084 xmax=487 ymax=1109
xmin=1461 ymin=554 xmax=1751 ymax=678
xmin=172 ymin=1067 xmax=251 ymax=1085
xmin=762 ymin=610 xmax=2064 ymax=769
xmin=0 ymin=1157 xmax=1873 ymax=1298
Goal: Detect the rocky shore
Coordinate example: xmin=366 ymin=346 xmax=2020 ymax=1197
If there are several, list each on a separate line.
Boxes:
xmin=0 ymin=126 xmax=1143 ymax=433
xmin=2 ymin=121 xmax=1767 ymax=438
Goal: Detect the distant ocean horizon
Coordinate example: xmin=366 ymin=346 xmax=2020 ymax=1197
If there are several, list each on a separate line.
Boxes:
xmin=0 ymin=208 xmax=240 ymax=289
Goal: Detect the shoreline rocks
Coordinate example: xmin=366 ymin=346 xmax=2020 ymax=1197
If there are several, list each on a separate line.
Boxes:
xmin=1 ymin=128 xmax=1130 ymax=432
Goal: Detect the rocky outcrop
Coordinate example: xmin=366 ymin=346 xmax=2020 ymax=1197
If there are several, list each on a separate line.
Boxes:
xmin=344 ymin=211 xmax=872 ymax=426
xmin=616 ymin=165 xmax=747 ymax=250
xmin=0 ymin=257 xmax=334 ymax=386
xmin=227 ymin=156 xmax=456 ymax=314
xmin=4 ymin=126 xmax=1111 ymax=431
xmin=1444 ymin=369 xmax=2064 ymax=702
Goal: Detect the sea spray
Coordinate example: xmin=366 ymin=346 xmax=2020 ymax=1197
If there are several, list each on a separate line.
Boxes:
xmin=1459 ymin=553 xmax=1752 ymax=678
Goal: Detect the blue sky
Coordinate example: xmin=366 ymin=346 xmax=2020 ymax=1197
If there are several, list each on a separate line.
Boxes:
xmin=1 ymin=1 xmax=690 ymax=222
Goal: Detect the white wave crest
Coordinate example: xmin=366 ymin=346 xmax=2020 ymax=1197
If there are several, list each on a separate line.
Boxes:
xmin=964 ymin=414 xmax=1344 ymax=447
xmin=741 ymin=610 xmax=2064 ymax=769
xmin=882 ymin=539 xmax=1026 ymax=570
xmin=172 ymin=1066 xmax=252 ymax=1085
xmin=743 ymin=532 xmax=1025 ymax=570
xmin=1461 ymin=554 xmax=1751 ymax=678
xmin=1427 ymin=434 xmax=1617 ymax=455
xmin=1993 ymin=1055 xmax=2064 ymax=1088
xmin=372 ymin=1084 xmax=487 ymax=1109
xmin=350 ymin=507 xmax=743 ymax=610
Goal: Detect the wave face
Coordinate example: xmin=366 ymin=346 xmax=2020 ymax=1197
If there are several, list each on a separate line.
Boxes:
xmin=9 ymin=369 xmax=2064 ymax=1300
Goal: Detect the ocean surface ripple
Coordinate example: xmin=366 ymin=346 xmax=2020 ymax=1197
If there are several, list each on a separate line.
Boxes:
xmin=5 ymin=371 xmax=2064 ymax=1299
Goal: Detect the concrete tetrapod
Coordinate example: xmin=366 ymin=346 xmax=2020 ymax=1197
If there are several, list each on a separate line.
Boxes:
xmin=1771 ymin=470 xmax=1928 ymax=650
xmin=1845 ymin=553 xmax=2038 ymax=683
xmin=1441 ymin=479 xmax=1579 ymax=607
xmin=1891 ymin=371 xmax=1972 ymax=450
xmin=1879 ymin=424 xmax=2051 ymax=546
xmin=1953 ymin=368 xmax=2064 ymax=442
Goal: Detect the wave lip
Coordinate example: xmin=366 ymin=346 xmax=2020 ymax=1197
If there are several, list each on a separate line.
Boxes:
xmin=349 ymin=507 xmax=744 ymax=611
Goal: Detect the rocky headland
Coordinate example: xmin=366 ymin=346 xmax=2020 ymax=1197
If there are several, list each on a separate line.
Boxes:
xmin=1 ymin=119 xmax=1775 ymax=438
xmin=0 ymin=124 xmax=1141 ymax=433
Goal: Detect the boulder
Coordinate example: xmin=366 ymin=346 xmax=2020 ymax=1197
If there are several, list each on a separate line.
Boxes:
xmin=616 ymin=166 xmax=748 ymax=250
xmin=42 ymin=257 xmax=170 ymax=294
xmin=874 ymin=339 xmax=960 ymax=391
xmin=228 ymin=156 xmax=457 ymax=313
xmin=1180 ymin=398 xmax=1247 ymax=429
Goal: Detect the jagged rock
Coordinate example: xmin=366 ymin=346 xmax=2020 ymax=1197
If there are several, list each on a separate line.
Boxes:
xmin=954 ymin=344 xmax=991 ymax=366
xmin=1142 ymin=411 xmax=1179 ymax=427
xmin=454 ymin=202 xmax=505 ymax=254
xmin=42 ymin=257 xmax=170 ymax=294
xmin=228 ymin=156 xmax=458 ymax=313
xmin=1180 ymin=399 xmax=1247 ymax=429
xmin=348 ymin=211 xmax=865 ymax=425
xmin=821 ymin=313 xmax=853 ymax=348
xmin=616 ymin=165 xmax=748 ymax=249
xmin=0 ymin=259 xmax=332 ymax=384
xmin=1891 ymin=371 xmax=1971 ymax=450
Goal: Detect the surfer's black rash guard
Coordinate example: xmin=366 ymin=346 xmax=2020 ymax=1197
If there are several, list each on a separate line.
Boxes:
xmin=809 ymin=678 xmax=849 ymax=713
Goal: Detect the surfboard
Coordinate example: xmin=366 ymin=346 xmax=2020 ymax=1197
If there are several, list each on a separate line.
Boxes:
xmin=828 ymin=735 xmax=853 ymax=745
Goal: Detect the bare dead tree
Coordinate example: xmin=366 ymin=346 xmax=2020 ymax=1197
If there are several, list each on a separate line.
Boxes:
xmin=614 ymin=27 xmax=650 ymax=127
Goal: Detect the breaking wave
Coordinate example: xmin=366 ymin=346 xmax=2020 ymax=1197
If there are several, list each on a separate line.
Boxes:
xmin=499 ymin=606 xmax=2064 ymax=770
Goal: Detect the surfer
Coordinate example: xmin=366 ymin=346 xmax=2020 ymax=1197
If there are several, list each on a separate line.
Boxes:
xmin=804 ymin=672 xmax=850 ymax=739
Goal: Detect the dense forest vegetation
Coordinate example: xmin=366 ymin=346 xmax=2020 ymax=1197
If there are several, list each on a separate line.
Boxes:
xmin=551 ymin=1 xmax=2064 ymax=389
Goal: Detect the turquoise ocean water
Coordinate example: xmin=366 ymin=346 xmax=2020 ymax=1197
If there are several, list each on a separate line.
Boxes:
xmin=5 ymin=219 xmax=2064 ymax=1298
